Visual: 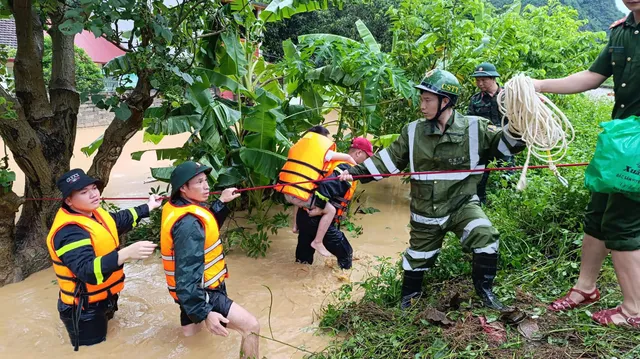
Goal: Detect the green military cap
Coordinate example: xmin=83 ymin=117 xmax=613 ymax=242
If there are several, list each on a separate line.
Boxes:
xmin=415 ymin=68 xmax=462 ymax=99
xmin=471 ymin=62 xmax=500 ymax=77
xmin=170 ymin=161 xmax=212 ymax=196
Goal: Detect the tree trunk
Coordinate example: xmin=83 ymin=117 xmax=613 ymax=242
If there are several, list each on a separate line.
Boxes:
xmin=0 ymin=3 xmax=79 ymax=283
xmin=88 ymin=73 xmax=154 ymax=186
xmin=0 ymin=2 xmax=156 ymax=286
xmin=0 ymin=191 xmax=24 ymax=286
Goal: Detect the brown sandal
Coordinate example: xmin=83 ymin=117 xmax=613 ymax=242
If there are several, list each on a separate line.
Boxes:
xmin=548 ymin=287 xmax=600 ymax=312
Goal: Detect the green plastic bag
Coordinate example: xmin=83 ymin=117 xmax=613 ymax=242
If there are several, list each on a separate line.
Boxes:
xmin=584 ymin=116 xmax=640 ymax=201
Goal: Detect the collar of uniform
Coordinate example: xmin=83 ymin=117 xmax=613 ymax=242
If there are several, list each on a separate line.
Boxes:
xmin=62 ymin=203 xmax=77 ymax=214
xmin=424 ymin=112 xmax=457 ymax=136
xmin=481 ymin=85 xmax=502 ymax=99
xmin=62 ymin=203 xmax=97 ymax=220
xmin=625 ymin=12 xmax=638 ymax=28
xmin=171 ymin=195 xmax=206 ymax=207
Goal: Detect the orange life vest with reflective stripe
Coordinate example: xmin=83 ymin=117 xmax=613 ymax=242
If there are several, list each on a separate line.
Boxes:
xmin=275 ymin=132 xmax=336 ymax=201
xmin=160 ymin=201 xmax=227 ymax=302
xmin=325 ymin=161 xmax=358 ymax=225
xmin=46 ymin=208 xmax=124 ymax=305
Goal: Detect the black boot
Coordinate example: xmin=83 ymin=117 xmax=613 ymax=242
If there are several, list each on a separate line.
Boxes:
xmin=472 ymin=252 xmax=506 ymax=311
xmin=400 ymin=270 xmax=424 ymax=310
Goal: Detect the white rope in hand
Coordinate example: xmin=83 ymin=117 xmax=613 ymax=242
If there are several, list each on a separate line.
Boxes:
xmin=497 ymin=74 xmax=574 ymax=190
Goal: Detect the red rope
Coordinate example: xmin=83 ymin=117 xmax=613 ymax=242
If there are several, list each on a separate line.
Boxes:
xmin=23 ymin=162 xmax=589 ymax=202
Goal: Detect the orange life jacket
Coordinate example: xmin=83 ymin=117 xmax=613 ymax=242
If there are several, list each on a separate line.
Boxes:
xmin=325 ymin=161 xmax=358 ymax=225
xmin=275 ymin=132 xmax=336 ymax=201
xmin=160 ymin=201 xmax=227 ymax=302
xmin=46 ymin=208 xmax=124 ymax=305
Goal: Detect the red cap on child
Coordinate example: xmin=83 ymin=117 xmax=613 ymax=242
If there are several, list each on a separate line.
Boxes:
xmin=351 ymin=137 xmax=374 ymax=157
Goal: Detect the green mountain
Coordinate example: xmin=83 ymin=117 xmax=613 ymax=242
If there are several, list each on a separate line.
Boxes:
xmin=489 ymin=0 xmax=625 ymax=32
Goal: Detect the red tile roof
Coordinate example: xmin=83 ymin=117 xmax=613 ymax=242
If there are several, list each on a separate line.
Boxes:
xmin=0 ymin=19 xmax=125 ymax=64
xmin=73 ymin=30 xmax=126 ymax=64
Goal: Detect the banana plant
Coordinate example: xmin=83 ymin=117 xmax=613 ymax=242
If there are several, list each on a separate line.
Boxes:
xmin=125 ymin=0 xmax=345 ymax=257
xmin=282 ymin=19 xmax=414 ymax=144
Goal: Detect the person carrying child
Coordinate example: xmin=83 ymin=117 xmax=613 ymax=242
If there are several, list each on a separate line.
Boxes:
xmin=276 ymin=126 xmax=355 ymax=257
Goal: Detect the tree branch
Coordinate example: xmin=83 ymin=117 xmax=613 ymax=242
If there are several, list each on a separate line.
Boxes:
xmin=0 ymin=87 xmax=52 ymax=187
xmin=11 ymin=0 xmax=53 ymax=122
xmin=102 ymin=35 xmax=133 ymax=53
xmin=127 ymin=28 xmax=135 ymax=50
xmin=173 ymin=0 xmax=208 ymax=32
xmin=48 ymin=10 xmax=77 ymax=94
xmin=260 ymin=76 xmax=283 ymax=87
xmin=198 ymin=28 xmax=225 ymax=39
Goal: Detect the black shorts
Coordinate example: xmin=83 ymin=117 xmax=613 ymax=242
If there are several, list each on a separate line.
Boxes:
xmin=179 ymin=283 xmax=233 ymax=326
xmin=58 ymin=295 xmax=118 ymax=347
xmin=295 ymin=208 xmax=353 ymax=269
xmin=584 ymin=192 xmax=640 ymax=251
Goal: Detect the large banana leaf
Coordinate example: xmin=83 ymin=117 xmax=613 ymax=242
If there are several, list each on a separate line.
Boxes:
xmin=186 ymin=79 xmax=215 ymax=113
xmin=211 ymin=100 xmax=241 ymax=128
xmin=239 ymin=147 xmax=287 ymax=180
xmin=195 ymin=67 xmax=251 ymax=97
xmin=372 ymin=134 xmax=401 ymax=148
xmin=198 ymin=112 xmax=222 ymax=149
xmin=243 ymin=109 xmax=278 ymax=149
xmin=216 ymin=166 xmax=247 ymax=187
xmin=131 ymin=147 xmax=188 ymax=161
xmin=150 ymin=167 xmax=174 ymax=182
xmin=218 ymin=30 xmax=248 ymax=77
xmin=260 ymin=0 xmax=343 ymax=22
xmin=103 ymin=54 xmax=134 ymax=76
xmin=305 ymin=65 xmax=362 ymax=88
xmin=81 ymin=135 xmax=103 ymax=157
xmin=355 ymin=20 xmax=380 ymax=54
xmin=145 ymin=114 xmax=203 ymax=135
xmin=299 ymin=33 xmax=360 ymax=48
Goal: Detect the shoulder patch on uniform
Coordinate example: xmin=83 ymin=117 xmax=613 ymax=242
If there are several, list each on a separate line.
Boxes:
xmin=609 ymin=17 xmax=626 ymax=29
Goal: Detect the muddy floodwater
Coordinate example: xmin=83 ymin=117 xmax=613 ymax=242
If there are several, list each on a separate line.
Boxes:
xmin=0 ymin=126 xmax=412 ymax=358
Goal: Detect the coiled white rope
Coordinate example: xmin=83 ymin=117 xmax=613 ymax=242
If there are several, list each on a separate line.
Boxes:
xmin=497 ymin=74 xmax=574 ymax=190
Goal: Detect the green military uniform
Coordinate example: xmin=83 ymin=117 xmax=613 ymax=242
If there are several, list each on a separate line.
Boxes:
xmin=468 ymin=87 xmax=504 ymax=127
xmin=467 ymin=62 xmax=514 ymax=204
xmin=584 ymin=13 xmax=640 ymax=251
xmin=351 ymin=113 xmax=525 ymax=265
xmin=348 ymin=69 xmax=526 ymax=310
xmin=468 ymin=63 xmax=505 ymax=127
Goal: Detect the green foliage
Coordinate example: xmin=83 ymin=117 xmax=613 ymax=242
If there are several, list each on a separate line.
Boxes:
xmin=7 ymin=37 xmax=104 ymax=95
xmin=314 ymin=95 xmax=640 ymax=358
xmin=376 ymin=0 xmax=606 ymax=135
xmin=42 ymin=36 xmax=104 ymax=94
xmin=489 ymin=0 xmax=625 ymax=32
xmin=0 ymin=168 xmax=15 ymax=189
xmin=0 ymin=143 xmax=14 ymax=191
xmin=131 ymin=0 xmax=344 ymax=257
xmin=262 ymin=0 xmax=399 ymax=60
xmin=281 ymin=20 xmax=414 ymax=144
xmin=486 ymin=94 xmax=608 ymax=270
xmin=389 ymin=0 xmax=605 ymax=99
xmin=124 ymin=185 xmax=169 ymax=245
xmin=0 ymin=44 xmax=13 ymax=94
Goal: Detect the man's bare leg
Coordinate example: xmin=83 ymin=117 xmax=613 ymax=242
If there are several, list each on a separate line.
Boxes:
xmin=608 ymin=250 xmax=640 ymax=324
xmin=310 ymin=203 xmax=335 ymax=257
xmin=292 ymin=206 xmax=299 ymax=233
xmin=566 ymin=234 xmax=610 ymax=303
xmin=226 ymin=302 xmax=260 ymax=359
xmin=182 ymin=323 xmax=203 ymax=337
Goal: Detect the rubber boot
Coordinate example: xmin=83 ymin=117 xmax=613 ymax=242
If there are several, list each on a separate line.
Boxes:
xmin=400 ymin=270 xmax=424 ymax=310
xmin=472 ymin=252 xmax=506 ymax=311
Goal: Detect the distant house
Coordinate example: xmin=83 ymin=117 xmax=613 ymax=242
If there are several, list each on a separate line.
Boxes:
xmin=1 ymin=18 xmax=125 ymax=91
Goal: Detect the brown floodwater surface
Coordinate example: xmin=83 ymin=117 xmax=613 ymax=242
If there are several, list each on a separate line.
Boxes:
xmin=0 ymin=126 xmax=412 ymax=358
